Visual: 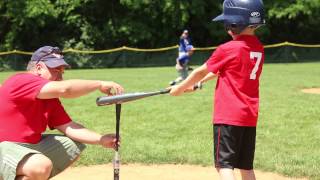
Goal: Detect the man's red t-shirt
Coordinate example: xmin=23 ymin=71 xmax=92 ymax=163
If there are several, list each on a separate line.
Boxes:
xmin=0 ymin=73 xmax=71 ymax=143
xmin=206 ymin=35 xmax=264 ymax=127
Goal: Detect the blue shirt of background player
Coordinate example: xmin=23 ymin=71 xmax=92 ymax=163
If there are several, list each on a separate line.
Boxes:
xmin=178 ymin=54 xmax=190 ymax=65
xmin=178 ymin=37 xmax=191 ymax=52
xmin=178 ymin=45 xmax=194 ymax=65
xmin=178 ymin=30 xmax=192 ymax=53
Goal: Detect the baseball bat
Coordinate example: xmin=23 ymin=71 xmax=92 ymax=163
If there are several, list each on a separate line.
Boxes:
xmin=96 ymin=89 xmax=170 ymax=106
xmin=113 ymin=104 xmax=121 ymax=180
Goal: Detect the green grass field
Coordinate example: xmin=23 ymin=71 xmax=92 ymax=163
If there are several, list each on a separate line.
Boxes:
xmin=1 ymin=62 xmax=320 ymax=179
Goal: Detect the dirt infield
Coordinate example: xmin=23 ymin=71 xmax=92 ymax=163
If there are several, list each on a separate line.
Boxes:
xmin=52 ymin=164 xmax=307 ymax=180
xmin=302 ymin=88 xmax=320 ymax=94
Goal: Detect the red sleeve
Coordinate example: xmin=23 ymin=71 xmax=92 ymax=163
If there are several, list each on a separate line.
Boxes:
xmin=206 ymin=46 xmax=235 ymax=74
xmin=45 ymin=99 xmax=72 ymax=129
xmin=7 ymin=73 xmax=50 ymax=101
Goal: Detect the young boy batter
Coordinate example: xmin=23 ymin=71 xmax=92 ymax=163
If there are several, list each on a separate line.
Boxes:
xmin=170 ymin=0 xmax=265 ymax=179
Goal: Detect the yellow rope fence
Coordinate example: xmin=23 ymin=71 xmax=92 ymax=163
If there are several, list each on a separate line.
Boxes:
xmin=0 ymin=42 xmax=319 ymax=55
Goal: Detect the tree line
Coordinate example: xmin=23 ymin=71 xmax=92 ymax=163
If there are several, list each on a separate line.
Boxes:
xmin=0 ymin=0 xmax=319 ymax=52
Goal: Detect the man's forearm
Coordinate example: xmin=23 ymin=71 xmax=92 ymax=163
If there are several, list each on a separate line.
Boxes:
xmin=58 ymin=79 xmax=102 ymax=98
xmin=67 ymin=128 xmax=102 ymax=145
xmin=38 ymin=79 xmax=102 ymax=99
xmin=57 ymin=122 xmax=102 ymax=145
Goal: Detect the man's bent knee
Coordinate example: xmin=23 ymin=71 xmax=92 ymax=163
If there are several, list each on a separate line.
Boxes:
xmin=16 ymin=154 xmax=53 ymax=180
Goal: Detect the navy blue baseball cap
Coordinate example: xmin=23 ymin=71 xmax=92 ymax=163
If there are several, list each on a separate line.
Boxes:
xmin=31 ymin=46 xmax=70 ymax=68
xmin=212 ymin=0 xmax=265 ymax=26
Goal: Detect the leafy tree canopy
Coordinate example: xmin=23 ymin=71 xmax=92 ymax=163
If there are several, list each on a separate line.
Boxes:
xmin=0 ymin=0 xmax=319 ymax=51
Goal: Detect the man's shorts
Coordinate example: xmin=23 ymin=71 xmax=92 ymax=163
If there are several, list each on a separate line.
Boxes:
xmin=213 ymin=124 xmax=256 ymax=170
xmin=0 ymin=134 xmax=86 ymax=180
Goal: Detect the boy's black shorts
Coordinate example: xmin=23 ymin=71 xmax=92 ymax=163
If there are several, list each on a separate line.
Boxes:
xmin=213 ymin=124 xmax=256 ymax=170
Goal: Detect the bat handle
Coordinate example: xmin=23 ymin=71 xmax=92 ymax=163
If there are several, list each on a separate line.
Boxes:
xmin=160 ymin=89 xmax=170 ymax=94
xmin=115 ymin=104 xmax=121 ymax=150
xmin=114 ymin=104 xmax=121 ymax=180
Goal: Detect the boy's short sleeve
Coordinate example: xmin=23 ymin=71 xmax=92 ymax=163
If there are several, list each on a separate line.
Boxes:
xmin=206 ymin=46 xmax=233 ymax=74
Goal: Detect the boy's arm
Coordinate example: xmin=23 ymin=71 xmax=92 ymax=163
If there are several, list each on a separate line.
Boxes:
xmin=170 ymin=64 xmax=212 ymax=96
xmin=199 ymin=72 xmax=216 ymax=84
xmin=191 ymin=72 xmax=216 ymax=91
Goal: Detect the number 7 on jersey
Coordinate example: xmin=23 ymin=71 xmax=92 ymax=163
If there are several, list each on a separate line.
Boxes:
xmin=250 ymin=52 xmax=263 ymax=80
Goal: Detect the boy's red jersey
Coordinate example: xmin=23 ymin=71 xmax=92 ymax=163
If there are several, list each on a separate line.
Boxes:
xmin=206 ymin=35 xmax=264 ymax=127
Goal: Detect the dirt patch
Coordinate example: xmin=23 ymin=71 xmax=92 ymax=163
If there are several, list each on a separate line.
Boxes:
xmin=52 ymin=164 xmax=306 ymax=180
xmin=302 ymin=88 xmax=320 ymax=94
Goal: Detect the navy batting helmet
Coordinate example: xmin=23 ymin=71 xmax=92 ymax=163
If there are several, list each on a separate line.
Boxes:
xmin=213 ymin=0 xmax=265 ymax=33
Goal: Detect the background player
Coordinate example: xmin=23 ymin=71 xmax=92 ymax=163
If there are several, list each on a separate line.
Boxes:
xmin=170 ymin=44 xmax=195 ymax=86
xmin=170 ymin=29 xmax=194 ymax=85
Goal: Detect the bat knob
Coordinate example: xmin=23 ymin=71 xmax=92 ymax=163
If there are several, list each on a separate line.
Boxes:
xmin=193 ymin=82 xmax=203 ymax=90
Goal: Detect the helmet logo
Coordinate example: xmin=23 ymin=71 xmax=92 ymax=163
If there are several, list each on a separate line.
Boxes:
xmin=251 ymin=12 xmax=260 ymax=17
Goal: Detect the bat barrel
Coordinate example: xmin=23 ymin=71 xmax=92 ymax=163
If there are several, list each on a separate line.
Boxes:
xmin=96 ymin=89 xmax=169 ymax=106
